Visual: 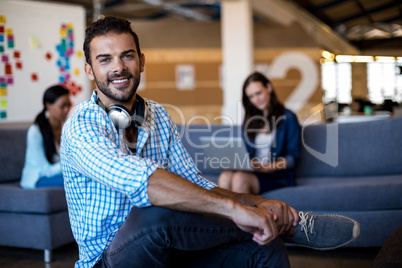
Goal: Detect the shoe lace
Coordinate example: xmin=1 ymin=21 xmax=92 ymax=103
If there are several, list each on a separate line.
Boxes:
xmin=299 ymin=211 xmax=315 ymax=242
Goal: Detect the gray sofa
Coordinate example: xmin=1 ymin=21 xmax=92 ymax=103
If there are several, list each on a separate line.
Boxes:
xmin=177 ymin=116 xmax=402 ymax=248
xmin=0 ymin=116 xmax=400 ymax=263
xmin=0 ymin=125 xmax=74 ymax=262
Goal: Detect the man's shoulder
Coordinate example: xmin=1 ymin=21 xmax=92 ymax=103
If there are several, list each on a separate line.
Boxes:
xmin=69 ymin=99 xmax=103 ymax=120
xmin=143 ymin=98 xmax=171 ymax=118
xmin=64 ymin=99 xmax=106 ymax=132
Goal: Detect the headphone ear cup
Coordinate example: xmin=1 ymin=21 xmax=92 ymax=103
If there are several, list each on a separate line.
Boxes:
xmin=108 ymin=105 xmax=131 ymax=129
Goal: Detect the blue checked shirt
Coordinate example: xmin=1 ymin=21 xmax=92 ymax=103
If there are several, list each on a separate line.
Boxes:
xmin=61 ymin=90 xmax=216 ymax=268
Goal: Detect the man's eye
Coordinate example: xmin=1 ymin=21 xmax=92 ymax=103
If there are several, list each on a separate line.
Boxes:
xmin=99 ymin=58 xmax=110 ymax=63
xmin=124 ymin=54 xmax=134 ymax=59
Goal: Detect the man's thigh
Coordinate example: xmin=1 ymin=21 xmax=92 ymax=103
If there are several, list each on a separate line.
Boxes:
xmin=101 ymin=206 xmax=289 ymax=268
xmin=171 ymin=238 xmax=290 ymax=268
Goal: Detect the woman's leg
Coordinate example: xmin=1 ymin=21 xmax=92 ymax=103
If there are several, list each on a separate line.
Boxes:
xmin=231 ymin=171 xmax=260 ymax=194
xmin=218 ymin=170 xmax=234 ymax=190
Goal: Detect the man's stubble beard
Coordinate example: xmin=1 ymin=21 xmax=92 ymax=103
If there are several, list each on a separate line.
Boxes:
xmin=93 ymin=69 xmax=141 ymax=103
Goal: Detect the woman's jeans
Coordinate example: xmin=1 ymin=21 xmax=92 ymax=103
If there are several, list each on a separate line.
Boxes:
xmin=36 ymin=174 xmax=64 ymax=188
xmin=98 ymin=206 xmax=290 ymax=268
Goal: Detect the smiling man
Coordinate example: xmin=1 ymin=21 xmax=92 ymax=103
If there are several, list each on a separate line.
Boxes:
xmin=60 ymin=16 xmax=359 ymax=268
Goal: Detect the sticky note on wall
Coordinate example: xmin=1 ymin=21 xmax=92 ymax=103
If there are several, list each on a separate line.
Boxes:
xmin=0 ymin=88 xmax=7 ymax=96
xmin=0 ymin=110 xmax=7 ymax=119
xmin=0 ymin=99 xmax=7 ymax=108
xmin=5 ymin=64 xmax=12 ymax=75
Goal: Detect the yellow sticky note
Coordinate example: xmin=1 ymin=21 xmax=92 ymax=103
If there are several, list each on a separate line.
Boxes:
xmin=67 ymin=23 xmax=74 ymax=29
xmin=0 ymin=99 xmax=7 ymax=108
xmin=76 ymin=51 xmax=83 ymax=58
xmin=6 ymin=28 xmax=13 ymax=35
xmin=0 ymin=88 xmax=7 ymax=96
xmin=60 ymin=28 xmax=66 ymax=37
xmin=29 ymin=34 xmax=41 ymax=48
xmin=74 ymin=68 xmax=80 ymax=76
xmin=0 ymin=16 xmax=6 ymax=24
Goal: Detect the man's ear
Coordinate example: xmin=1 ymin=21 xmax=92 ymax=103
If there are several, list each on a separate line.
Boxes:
xmin=84 ymin=62 xmax=95 ymax=81
xmin=140 ymin=53 xmax=145 ymax=73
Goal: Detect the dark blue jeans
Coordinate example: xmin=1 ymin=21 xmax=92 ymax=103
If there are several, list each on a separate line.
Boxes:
xmin=36 ymin=174 xmax=64 ymax=188
xmin=98 ymin=206 xmax=290 ymax=268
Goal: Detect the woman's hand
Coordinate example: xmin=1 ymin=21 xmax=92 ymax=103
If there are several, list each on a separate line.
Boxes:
xmin=251 ymin=159 xmax=287 ymax=173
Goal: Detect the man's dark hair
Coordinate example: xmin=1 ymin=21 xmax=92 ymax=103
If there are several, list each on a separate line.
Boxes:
xmin=83 ymin=16 xmax=141 ymax=65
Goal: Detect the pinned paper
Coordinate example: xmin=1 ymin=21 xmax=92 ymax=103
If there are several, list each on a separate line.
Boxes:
xmin=176 ymin=64 xmax=195 ymax=90
xmin=0 ymin=26 xmax=4 ymax=33
xmin=29 ymin=34 xmax=41 ymax=48
xmin=0 ymin=111 xmax=7 ymax=119
xmin=56 ymin=22 xmax=75 ymax=85
xmin=0 ymin=34 xmax=4 ymax=42
xmin=0 ymin=88 xmax=6 ymax=96
xmin=2 ymin=55 xmax=9 ymax=63
xmin=6 ymin=76 xmax=13 ymax=85
xmin=15 ymin=61 xmax=22 ymax=70
xmin=13 ymin=51 xmax=20 ymax=59
xmin=5 ymin=28 xmax=13 ymax=35
xmin=0 ymin=99 xmax=7 ymax=108
xmin=74 ymin=68 xmax=80 ymax=76
xmin=45 ymin=52 xmax=52 ymax=61
xmin=0 ymin=16 xmax=6 ymax=24
xmin=76 ymin=50 xmax=83 ymax=58
xmin=60 ymin=28 xmax=66 ymax=37
xmin=31 ymin=73 xmax=38 ymax=81
xmin=5 ymin=64 xmax=12 ymax=75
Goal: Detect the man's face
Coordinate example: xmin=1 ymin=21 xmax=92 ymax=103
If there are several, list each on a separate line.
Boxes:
xmin=85 ymin=32 xmax=145 ymax=106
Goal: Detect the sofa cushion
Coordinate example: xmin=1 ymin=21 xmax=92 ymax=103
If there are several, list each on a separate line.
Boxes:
xmin=0 ymin=182 xmax=68 ymax=213
xmin=296 ymin=117 xmax=402 ymax=178
xmin=177 ymin=124 xmax=243 ymax=175
xmin=0 ymin=126 xmax=28 ymax=182
xmin=261 ymin=174 xmax=402 ymax=211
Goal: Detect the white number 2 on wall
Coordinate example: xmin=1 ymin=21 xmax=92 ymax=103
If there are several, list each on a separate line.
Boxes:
xmin=268 ymin=52 xmax=319 ymax=112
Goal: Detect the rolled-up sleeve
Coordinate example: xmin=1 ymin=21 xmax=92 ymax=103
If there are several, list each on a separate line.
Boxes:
xmin=166 ymin=122 xmax=216 ymax=190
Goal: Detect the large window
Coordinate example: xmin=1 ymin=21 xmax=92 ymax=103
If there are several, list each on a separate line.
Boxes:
xmin=321 ymin=62 xmax=352 ymax=104
xmin=367 ymin=61 xmax=402 ymax=104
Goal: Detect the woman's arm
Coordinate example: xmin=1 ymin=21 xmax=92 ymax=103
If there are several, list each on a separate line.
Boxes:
xmin=26 ymin=125 xmax=62 ymax=177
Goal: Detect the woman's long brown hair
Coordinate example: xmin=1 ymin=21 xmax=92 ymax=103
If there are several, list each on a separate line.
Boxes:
xmin=242 ymin=72 xmax=285 ymax=140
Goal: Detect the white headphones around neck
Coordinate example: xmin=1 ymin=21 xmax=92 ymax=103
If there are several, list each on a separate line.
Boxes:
xmin=98 ymin=94 xmax=148 ymax=129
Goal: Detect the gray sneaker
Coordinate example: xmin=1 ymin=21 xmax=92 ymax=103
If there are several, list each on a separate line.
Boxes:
xmin=283 ymin=212 xmax=360 ymax=250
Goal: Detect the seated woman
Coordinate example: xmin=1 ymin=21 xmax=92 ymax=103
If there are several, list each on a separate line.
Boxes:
xmin=20 ymin=85 xmax=71 ymax=189
xmin=218 ymin=72 xmax=301 ymax=194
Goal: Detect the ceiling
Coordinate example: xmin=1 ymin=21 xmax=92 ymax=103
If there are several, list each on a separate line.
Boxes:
xmin=35 ymin=0 xmax=402 ymax=51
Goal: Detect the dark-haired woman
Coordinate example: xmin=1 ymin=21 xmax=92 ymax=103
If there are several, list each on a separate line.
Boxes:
xmin=20 ymin=85 xmax=71 ymax=189
xmin=218 ymin=72 xmax=301 ymax=194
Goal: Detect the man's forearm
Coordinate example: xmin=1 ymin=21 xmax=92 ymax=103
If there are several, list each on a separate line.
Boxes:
xmin=147 ymin=169 xmax=240 ymax=220
xmin=211 ymin=186 xmax=266 ymax=207
xmin=147 ymin=169 xmax=284 ymax=245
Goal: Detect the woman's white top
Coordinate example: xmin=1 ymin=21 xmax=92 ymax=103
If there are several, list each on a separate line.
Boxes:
xmin=254 ymin=130 xmax=276 ymax=164
xmin=20 ymin=124 xmax=62 ymax=189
